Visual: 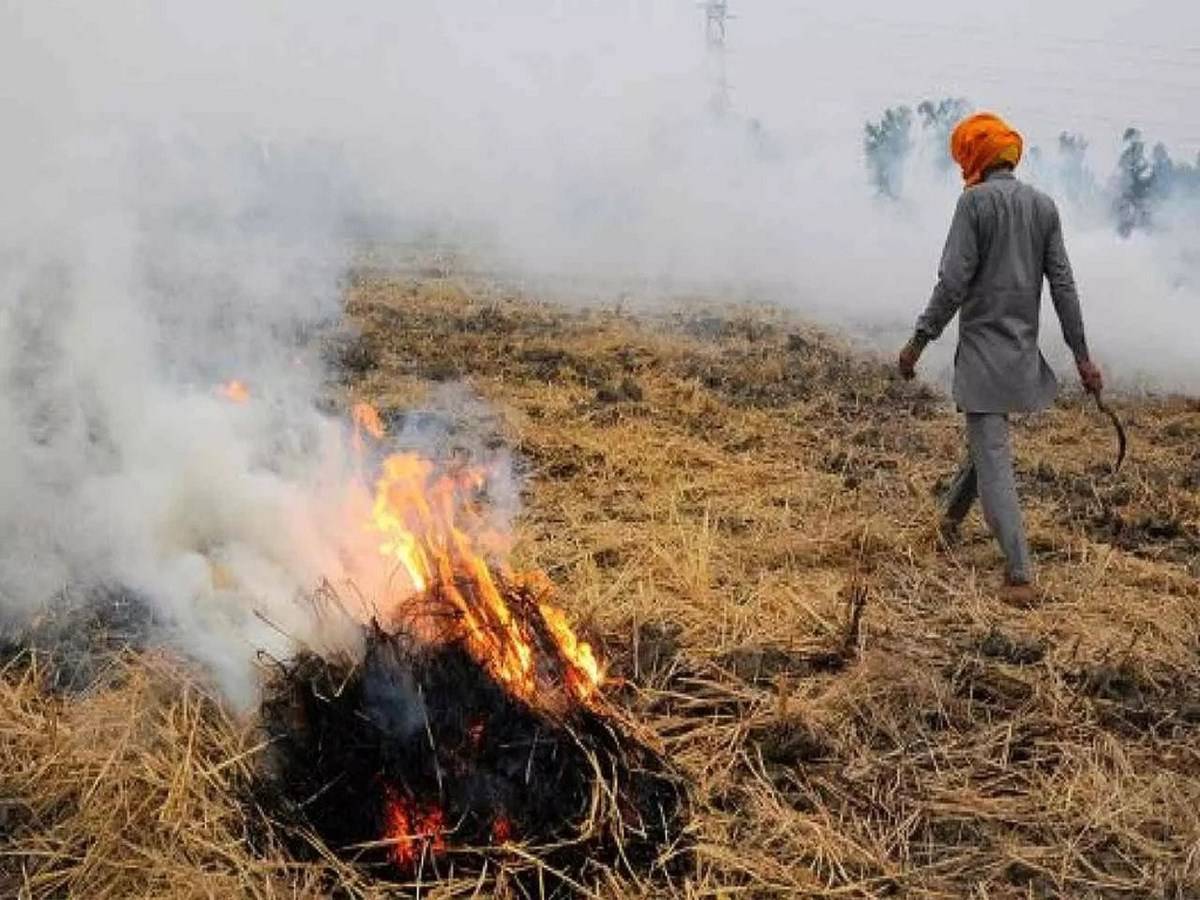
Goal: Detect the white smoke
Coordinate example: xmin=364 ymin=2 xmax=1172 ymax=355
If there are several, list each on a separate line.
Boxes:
xmin=1 ymin=1 xmax=1194 ymax=703
xmin=0 ymin=129 xmax=369 ymax=702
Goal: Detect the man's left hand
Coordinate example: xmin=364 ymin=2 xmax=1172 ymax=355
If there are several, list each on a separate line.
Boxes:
xmin=898 ymin=338 xmax=924 ymax=380
xmin=1078 ymin=358 xmax=1103 ymax=395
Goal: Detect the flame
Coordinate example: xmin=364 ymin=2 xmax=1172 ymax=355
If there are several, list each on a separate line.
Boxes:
xmin=351 ymin=401 xmax=386 ymax=458
xmin=350 ymin=401 xmax=604 ymax=705
xmin=384 ymin=794 xmax=446 ymax=868
xmin=491 ymin=815 xmax=513 ymax=844
xmin=218 ymin=379 xmax=250 ymax=404
xmin=352 ymin=401 xmax=385 ymax=439
xmin=540 ymin=603 xmax=603 ymax=697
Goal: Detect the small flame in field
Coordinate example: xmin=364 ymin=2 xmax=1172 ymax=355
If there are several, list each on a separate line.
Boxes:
xmin=384 ymin=794 xmax=446 ymax=868
xmin=218 ymin=379 xmax=250 ymax=404
xmin=491 ymin=815 xmax=512 ymax=844
xmin=349 ymin=402 xmax=604 ymax=704
xmin=351 ymin=401 xmax=386 ymax=456
xmin=352 ymin=402 xmax=385 ymax=439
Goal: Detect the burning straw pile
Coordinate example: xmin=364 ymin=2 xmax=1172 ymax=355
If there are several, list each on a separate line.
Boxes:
xmin=256 ymin=405 xmax=690 ymax=891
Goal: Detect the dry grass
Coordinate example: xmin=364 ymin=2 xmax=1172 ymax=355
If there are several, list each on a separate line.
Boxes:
xmin=0 ymin=652 xmax=319 ymax=898
xmin=4 ymin=274 xmax=1200 ymax=897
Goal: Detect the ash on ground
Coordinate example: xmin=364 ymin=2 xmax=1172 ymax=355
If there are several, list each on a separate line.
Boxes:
xmin=258 ymin=624 xmax=691 ymax=894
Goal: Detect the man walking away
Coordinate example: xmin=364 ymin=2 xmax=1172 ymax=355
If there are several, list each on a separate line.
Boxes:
xmin=898 ymin=112 xmax=1104 ymax=606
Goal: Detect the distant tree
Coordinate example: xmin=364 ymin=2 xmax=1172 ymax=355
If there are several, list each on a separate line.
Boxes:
xmin=917 ymin=97 xmax=971 ymax=170
xmin=1113 ymin=127 xmax=1155 ymax=236
xmin=1054 ymin=131 xmax=1101 ymax=211
xmin=1148 ymin=143 xmax=1200 ymax=225
xmin=1150 ymin=142 xmax=1175 ymax=204
xmin=1058 ymin=132 xmax=1088 ymax=165
xmin=1186 ymin=152 xmax=1200 ymax=194
xmin=864 ymin=106 xmax=913 ymax=199
xmin=1181 ymin=152 xmax=1200 ymax=200
xmin=1061 ymin=132 xmax=1085 ymax=153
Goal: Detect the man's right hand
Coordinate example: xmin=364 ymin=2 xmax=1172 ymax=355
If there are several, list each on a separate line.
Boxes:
xmin=1078 ymin=358 xmax=1103 ymax=395
xmin=898 ymin=337 xmax=925 ymax=380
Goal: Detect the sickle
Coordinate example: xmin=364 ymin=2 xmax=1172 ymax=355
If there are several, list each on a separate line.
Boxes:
xmin=1091 ymin=389 xmax=1127 ymax=472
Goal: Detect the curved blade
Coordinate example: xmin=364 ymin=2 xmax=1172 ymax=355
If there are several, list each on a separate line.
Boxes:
xmin=1092 ymin=391 xmax=1127 ymax=472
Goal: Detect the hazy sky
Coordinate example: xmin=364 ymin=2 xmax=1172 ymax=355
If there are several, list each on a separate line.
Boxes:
xmin=732 ymin=0 xmax=1200 ymax=158
xmin=2 ymin=2 xmax=1198 ymax=369
xmin=5 ymin=2 xmax=1198 ymax=150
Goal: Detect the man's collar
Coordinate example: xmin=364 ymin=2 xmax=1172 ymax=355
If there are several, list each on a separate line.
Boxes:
xmin=984 ymin=169 xmax=1016 ymax=183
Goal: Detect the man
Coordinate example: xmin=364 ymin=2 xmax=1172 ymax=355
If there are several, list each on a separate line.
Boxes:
xmin=898 ymin=112 xmax=1103 ymax=605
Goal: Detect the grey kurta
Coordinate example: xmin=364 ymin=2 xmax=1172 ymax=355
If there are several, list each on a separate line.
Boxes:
xmin=914 ymin=171 xmax=1089 ymax=413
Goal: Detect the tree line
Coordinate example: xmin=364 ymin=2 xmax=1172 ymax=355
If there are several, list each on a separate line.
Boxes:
xmin=865 ymin=100 xmax=1200 ymax=237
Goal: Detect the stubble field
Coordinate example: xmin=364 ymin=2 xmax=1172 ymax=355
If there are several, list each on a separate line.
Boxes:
xmin=3 ymin=274 xmax=1199 ymax=898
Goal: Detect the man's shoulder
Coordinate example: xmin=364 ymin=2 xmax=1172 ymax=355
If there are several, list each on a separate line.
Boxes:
xmin=1007 ymin=177 xmax=1059 ymax=211
xmin=963 ymin=174 xmax=1016 ymax=203
xmin=1025 ymin=184 xmax=1061 ymax=227
xmin=1020 ymin=180 xmax=1057 ymax=207
xmin=970 ymin=177 xmax=1058 ymax=215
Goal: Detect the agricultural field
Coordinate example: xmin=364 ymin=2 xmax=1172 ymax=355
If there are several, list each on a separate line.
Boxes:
xmin=3 ymin=275 xmax=1199 ymax=898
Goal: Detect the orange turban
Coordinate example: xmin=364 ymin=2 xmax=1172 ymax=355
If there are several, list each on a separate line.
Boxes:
xmin=949 ymin=112 xmax=1023 ymax=188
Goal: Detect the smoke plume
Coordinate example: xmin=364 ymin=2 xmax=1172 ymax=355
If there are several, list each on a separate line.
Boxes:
xmin=1 ymin=1 xmax=1195 ymax=703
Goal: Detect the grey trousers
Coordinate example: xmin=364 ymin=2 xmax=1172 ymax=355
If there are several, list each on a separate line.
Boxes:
xmin=943 ymin=413 xmax=1033 ymax=583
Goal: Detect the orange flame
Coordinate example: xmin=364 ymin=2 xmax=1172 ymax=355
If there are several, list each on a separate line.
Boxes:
xmin=218 ymin=379 xmax=250 ymax=404
xmin=540 ymin=602 xmax=603 ymax=698
xmin=352 ymin=402 xmax=385 ymax=439
xmin=384 ymin=795 xmax=446 ymax=868
xmin=491 ymin=815 xmax=513 ymax=844
xmin=349 ymin=402 xmax=604 ymax=705
xmin=351 ymin=401 xmax=386 ymax=458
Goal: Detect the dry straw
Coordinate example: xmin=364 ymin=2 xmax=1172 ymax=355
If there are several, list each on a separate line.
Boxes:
xmin=3 ymin=275 xmax=1199 ymax=897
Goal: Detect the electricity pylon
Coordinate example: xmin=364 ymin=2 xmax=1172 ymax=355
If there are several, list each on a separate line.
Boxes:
xmin=701 ymin=2 xmax=733 ymax=116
